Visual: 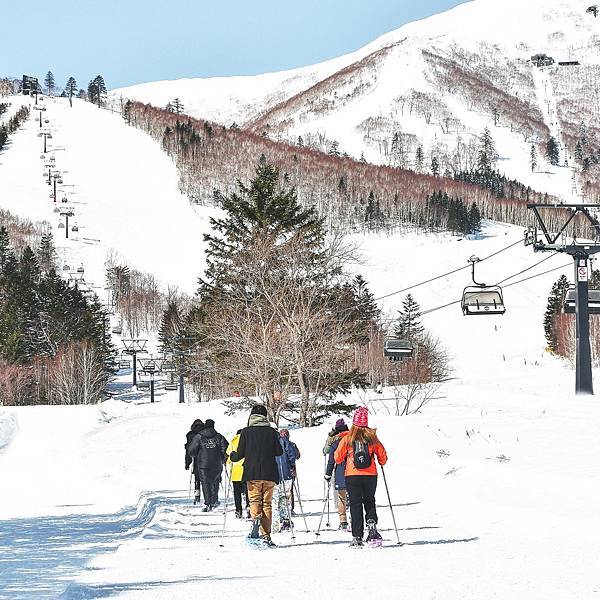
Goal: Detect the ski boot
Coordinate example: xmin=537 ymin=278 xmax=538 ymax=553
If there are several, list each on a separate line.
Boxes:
xmin=365 ymin=520 xmax=383 ymax=547
xmin=349 ymin=537 xmax=364 ymax=548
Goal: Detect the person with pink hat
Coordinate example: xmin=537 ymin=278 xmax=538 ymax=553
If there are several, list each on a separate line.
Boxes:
xmin=334 ymin=407 xmax=388 ymax=547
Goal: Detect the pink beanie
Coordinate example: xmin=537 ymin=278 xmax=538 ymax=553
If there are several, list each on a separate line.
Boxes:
xmin=353 ymin=407 xmax=369 ymax=428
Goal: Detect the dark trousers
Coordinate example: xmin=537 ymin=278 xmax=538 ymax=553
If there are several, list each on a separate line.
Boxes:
xmin=233 ymin=481 xmax=249 ymax=513
xmin=198 ymin=469 xmax=221 ymax=506
xmin=345 ymin=475 xmax=378 ymax=539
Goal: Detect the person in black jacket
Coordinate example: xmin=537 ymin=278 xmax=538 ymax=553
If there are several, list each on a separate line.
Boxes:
xmin=187 ymin=419 xmax=229 ymax=512
xmin=184 ymin=419 xmax=204 ymax=504
xmin=229 ymin=404 xmax=282 ymax=545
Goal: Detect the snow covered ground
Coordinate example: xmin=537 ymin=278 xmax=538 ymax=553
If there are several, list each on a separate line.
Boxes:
xmin=1 ymin=218 xmax=600 ymax=599
xmin=0 ymin=95 xmax=217 ymax=297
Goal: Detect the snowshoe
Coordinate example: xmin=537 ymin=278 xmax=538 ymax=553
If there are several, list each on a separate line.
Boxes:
xmin=366 ymin=520 xmax=383 ymax=547
xmin=246 ymin=519 xmax=265 ymax=548
xmin=261 ymin=535 xmax=277 ymax=548
xmin=280 ymin=519 xmax=293 ymax=532
xmin=349 ymin=537 xmax=364 ymax=548
xmin=339 ymin=522 xmax=349 ymax=531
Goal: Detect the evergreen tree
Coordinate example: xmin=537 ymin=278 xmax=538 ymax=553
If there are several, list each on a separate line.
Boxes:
xmin=0 ymin=226 xmax=10 ymax=270
xmin=575 ymin=140 xmax=584 ymax=163
xmin=123 ymin=100 xmax=132 ymax=124
xmin=415 ymin=146 xmax=424 ymax=171
xmin=364 ymin=191 xmax=385 ymax=229
xmin=530 ymin=144 xmax=538 ymax=172
xmin=37 ymin=232 xmax=56 ymax=274
xmin=44 ymin=71 xmax=55 ymax=96
xmin=546 ymin=136 xmax=560 ymax=166
xmin=394 ymin=294 xmax=424 ymax=341
xmin=297 ymin=135 xmax=304 ymax=147
xmin=544 ymin=275 xmax=569 ymax=352
xmin=328 ymin=141 xmax=340 ymax=157
xmin=88 ymin=75 xmax=107 ymax=106
xmin=468 ymin=202 xmax=482 ymax=234
xmin=159 ymin=301 xmax=184 ymax=352
xmin=478 ymin=127 xmax=496 ymax=171
xmin=65 ymin=77 xmax=77 ymax=107
xmin=360 ymin=152 xmax=366 ymax=163
xmin=431 ymin=156 xmax=440 ymax=176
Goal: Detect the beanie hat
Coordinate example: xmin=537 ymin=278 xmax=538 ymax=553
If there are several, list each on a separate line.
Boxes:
xmin=205 ymin=419 xmax=215 ymax=428
xmin=279 ymin=428 xmax=290 ymax=438
xmin=335 ymin=418 xmax=346 ymax=430
xmin=353 ymin=407 xmax=369 ymax=428
xmin=250 ymin=404 xmax=268 ymax=417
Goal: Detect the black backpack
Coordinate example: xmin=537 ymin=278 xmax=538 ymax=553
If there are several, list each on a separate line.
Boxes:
xmin=352 ymin=441 xmax=372 ymax=470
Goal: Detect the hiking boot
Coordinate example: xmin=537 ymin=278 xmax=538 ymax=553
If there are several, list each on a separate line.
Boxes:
xmin=235 ymin=510 xmax=243 ymax=519
xmin=339 ymin=521 xmax=349 ymax=531
xmin=202 ymin=505 xmax=212 ymax=513
xmin=261 ymin=535 xmax=276 ymax=547
xmin=366 ymin=520 xmax=382 ymax=545
xmin=246 ymin=510 xmax=252 ymax=520
xmin=349 ymin=537 xmax=364 ymax=547
xmin=248 ymin=518 xmax=261 ymax=539
xmin=193 ymin=492 xmax=201 ymax=505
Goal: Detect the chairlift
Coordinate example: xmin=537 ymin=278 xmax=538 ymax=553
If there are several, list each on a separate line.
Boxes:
xmin=383 ymin=338 xmax=414 ymax=362
xmin=137 ymin=380 xmax=150 ymax=390
xmin=53 ymin=207 xmax=60 ymax=213
xmin=57 ymin=178 xmax=63 ymax=184
xmin=563 ymin=287 xmax=600 ymax=314
xmin=71 ymin=225 xmax=79 ymax=232
xmin=118 ymin=359 xmax=132 ymax=370
xmin=164 ymin=382 xmax=179 ymax=391
xmin=461 ymin=257 xmax=506 ymax=316
xmin=77 ymin=265 xmax=84 ymax=273
xmin=61 ymin=196 xmax=68 ymax=203
xmin=58 ymin=222 xmax=65 ymax=229
xmin=63 ymin=264 xmax=70 ymax=271
xmin=112 ymin=324 xmax=123 ymax=335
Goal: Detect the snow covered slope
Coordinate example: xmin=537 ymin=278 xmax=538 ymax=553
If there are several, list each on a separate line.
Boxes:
xmin=0 ymin=95 xmax=216 ymax=296
xmin=113 ymin=0 xmax=600 ymax=202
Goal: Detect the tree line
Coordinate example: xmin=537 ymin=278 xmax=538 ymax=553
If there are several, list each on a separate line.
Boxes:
xmin=0 ymin=227 xmax=114 ymax=406
xmin=0 ymin=105 xmax=30 ymax=152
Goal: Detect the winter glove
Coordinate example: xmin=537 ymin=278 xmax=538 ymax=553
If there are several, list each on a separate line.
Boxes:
xmin=185 ymin=464 xmax=189 ymax=471
xmin=324 ymin=474 xmax=332 ymax=482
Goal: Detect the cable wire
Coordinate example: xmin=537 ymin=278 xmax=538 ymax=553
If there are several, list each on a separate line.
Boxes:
xmin=373 ymin=238 xmax=523 ymax=302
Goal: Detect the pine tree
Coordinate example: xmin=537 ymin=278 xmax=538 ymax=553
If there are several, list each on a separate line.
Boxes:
xmin=88 ymin=75 xmax=107 ymax=106
xmin=328 ymin=141 xmax=340 ymax=157
xmin=44 ymin=71 xmax=55 ymax=96
xmin=360 ymin=152 xmax=366 ymax=163
xmin=123 ymin=100 xmax=132 ymax=124
xmin=37 ymin=232 xmax=56 ymax=273
xmin=352 ymin=275 xmax=380 ymax=324
xmin=530 ymin=144 xmax=538 ymax=172
xmin=394 ymin=294 xmax=424 ymax=341
xmin=0 ymin=226 xmax=10 ymax=270
xmin=544 ymin=275 xmax=569 ymax=352
xmin=431 ymin=156 xmax=440 ymax=176
xmin=65 ymin=77 xmax=77 ymax=107
xmin=478 ymin=127 xmax=496 ymax=171
xmin=297 ymin=135 xmax=304 ymax=147
xmin=575 ymin=140 xmax=584 ymax=163
xmin=159 ymin=301 xmax=184 ymax=352
xmin=547 ymin=136 xmax=560 ymax=166
xmin=468 ymin=202 xmax=482 ymax=234
xmin=415 ymin=146 xmax=424 ymax=171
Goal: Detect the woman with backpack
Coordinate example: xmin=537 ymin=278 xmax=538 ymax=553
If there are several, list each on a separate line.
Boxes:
xmin=334 ymin=407 xmax=387 ymax=547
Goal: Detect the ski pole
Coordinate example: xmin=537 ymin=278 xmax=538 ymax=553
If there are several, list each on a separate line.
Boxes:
xmin=381 ymin=465 xmax=402 ymax=545
xmin=325 ymin=479 xmax=331 ymax=528
xmin=219 ymin=465 xmax=232 ymax=548
xmin=188 ymin=469 xmax=193 ymax=501
xmin=293 ymin=472 xmax=310 ymax=532
xmin=281 ymin=478 xmax=296 ymax=541
xmin=315 ymin=478 xmax=333 ymax=537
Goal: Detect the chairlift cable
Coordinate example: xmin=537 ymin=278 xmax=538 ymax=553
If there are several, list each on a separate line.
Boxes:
xmin=373 ymin=238 xmax=523 ymax=302
xmin=495 ymin=252 xmax=558 ymax=285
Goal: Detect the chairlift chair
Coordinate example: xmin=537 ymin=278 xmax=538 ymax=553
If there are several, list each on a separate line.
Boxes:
xmin=112 ymin=324 xmax=123 ymax=335
xmin=71 ymin=225 xmax=79 ymax=232
xmin=61 ymin=196 xmax=68 ymax=203
xmin=53 ymin=207 xmax=60 ymax=213
xmin=164 ymin=382 xmax=179 ymax=391
xmin=563 ymin=287 xmax=600 ymax=314
xmin=63 ymin=264 xmax=70 ymax=271
xmin=137 ymin=380 xmax=150 ymax=390
xmin=461 ymin=256 xmax=506 ymax=316
xmin=58 ymin=222 xmax=65 ymax=229
xmin=77 ymin=265 xmax=84 ymax=273
xmin=383 ymin=338 xmax=414 ymax=362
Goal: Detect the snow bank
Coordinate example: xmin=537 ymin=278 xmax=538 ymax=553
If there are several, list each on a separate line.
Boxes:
xmin=0 ymin=411 xmax=17 ymax=452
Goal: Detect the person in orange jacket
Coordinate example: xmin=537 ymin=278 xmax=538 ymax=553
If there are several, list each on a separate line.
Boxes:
xmin=334 ymin=407 xmax=387 ymax=547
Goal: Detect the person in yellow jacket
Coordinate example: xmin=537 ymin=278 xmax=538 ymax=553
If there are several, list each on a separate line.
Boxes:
xmin=227 ymin=429 xmax=250 ymax=519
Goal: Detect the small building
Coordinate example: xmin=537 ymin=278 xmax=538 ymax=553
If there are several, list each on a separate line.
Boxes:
xmin=558 ymin=61 xmax=580 ymax=66
xmin=531 ymin=54 xmax=555 ymax=67
xmin=21 ymin=75 xmax=38 ymax=95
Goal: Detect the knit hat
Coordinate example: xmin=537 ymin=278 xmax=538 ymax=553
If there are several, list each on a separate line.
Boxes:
xmin=335 ymin=418 xmax=346 ymax=430
xmin=205 ymin=419 xmax=215 ymax=428
xmin=279 ymin=428 xmax=290 ymax=438
xmin=353 ymin=407 xmax=369 ymax=428
xmin=250 ymin=404 xmax=268 ymax=417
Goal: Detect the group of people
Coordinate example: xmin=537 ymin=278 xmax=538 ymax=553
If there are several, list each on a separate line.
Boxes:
xmin=184 ymin=404 xmax=387 ymax=548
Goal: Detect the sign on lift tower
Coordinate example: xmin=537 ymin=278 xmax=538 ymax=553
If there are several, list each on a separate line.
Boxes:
xmin=526 ymin=203 xmax=600 ymax=395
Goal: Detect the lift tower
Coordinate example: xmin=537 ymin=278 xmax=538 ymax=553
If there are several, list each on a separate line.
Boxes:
xmin=526 ymin=204 xmax=600 ymax=395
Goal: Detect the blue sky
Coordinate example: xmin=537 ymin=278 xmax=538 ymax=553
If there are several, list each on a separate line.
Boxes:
xmin=0 ymin=0 xmax=466 ymax=90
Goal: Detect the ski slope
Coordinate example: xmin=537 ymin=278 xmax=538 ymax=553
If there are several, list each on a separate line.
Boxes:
xmin=0 ymin=95 xmax=217 ymax=298
xmin=2 ymin=220 xmax=600 ymax=599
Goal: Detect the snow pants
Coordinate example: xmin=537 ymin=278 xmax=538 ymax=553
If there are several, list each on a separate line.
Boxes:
xmin=198 ymin=468 xmax=221 ymax=507
xmin=345 ymin=475 xmax=377 ymax=539
xmin=247 ymin=480 xmax=275 ymax=535
xmin=232 ymin=481 xmax=249 ymax=513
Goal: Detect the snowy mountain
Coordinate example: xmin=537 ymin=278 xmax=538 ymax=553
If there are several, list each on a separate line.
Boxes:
xmin=113 ymin=0 xmax=600 ymax=202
